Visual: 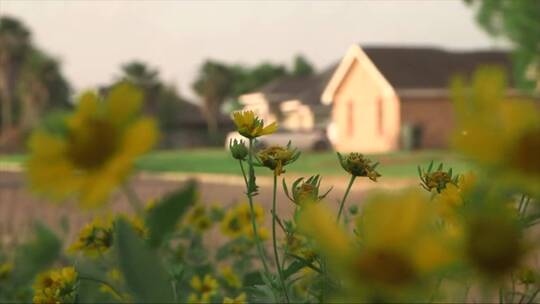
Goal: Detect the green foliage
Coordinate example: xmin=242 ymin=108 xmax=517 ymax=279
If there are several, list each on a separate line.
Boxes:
xmin=145 ymin=181 xmax=197 ymax=247
xmin=114 ymin=218 xmax=174 ymax=303
xmin=12 ymin=223 xmax=61 ymax=285
xmin=292 ymin=55 xmax=315 ymax=77
xmin=467 ymin=0 xmax=540 ymax=92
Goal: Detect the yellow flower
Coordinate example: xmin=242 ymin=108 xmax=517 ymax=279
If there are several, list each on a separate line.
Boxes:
xmin=188 ymin=204 xmax=213 ymax=232
xmin=221 ymin=209 xmax=247 ymax=238
xmin=188 ymin=293 xmax=211 ymax=303
xmin=464 ymin=209 xmax=525 ymax=277
xmin=244 ymin=225 xmax=270 ymax=241
xmin=300 ymin=189 xmax=454 ymax=301
xmin=434 ymin=172 xmax=476 ymax=221
xmin=27 ymin=83 xmax=159 ymax=208
xmin=337 ymin=152 xmax=381 ymax=181
xmin=220 ymin=266 xmax=241 ymax=288
xmin=235 ymin=202 xmax=264 ymax=225
xmin=257 ymin=144 xmax=300 ymax=176
xmin=190 ymin=274 xmax=219 ymax=301
xmin=451 ymin=66 xmax=540 ymax=194
xmin=127 ymin=215 xmax=149 ymax=238
xmin=298 ymin=204 xmax=354 ymax=263
xmin=69 ymin=216 xmax=114 ymax=256
xmin=33 ymin=267 xmax=78 ymax=304
xmin=232 ymin=110 xmax=278 ymax=139
xmin=223 ymin=293 xmax=247 ymax=304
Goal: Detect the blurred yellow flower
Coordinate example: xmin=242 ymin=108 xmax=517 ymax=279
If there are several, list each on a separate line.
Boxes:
xmin=69 ymin=216 xmax=113 ymax=257
xmin=220 ymin=265 xmax=242 ymax=288
xmin=223 ymin=293 xmax=247 ymax=304
xmin=188 ymin=204 xmax=213 ymax=232
xmin=27 ymin=82 xmax=159 ymax=208
xmin=434 ymin=172 xmax=476 ymax=221
xmin=464 ymin=210 xmax=525 ymax=277
xmin=0 ymin=262 xmax=13 ymax=281
xmin=221 ymin=209 xmax=246 ymax=238
xmin=298 ymin=204 xmax=354 ymax=263
xmin=232 ymin=110 xmax=277 ymax=139
xmin=190 ymin=274 xmax=219 ymax=301
xmin=451 ymin=66 xmax=540 ymax=194
xmin=33 ymin=267 xmax=78 ymax=304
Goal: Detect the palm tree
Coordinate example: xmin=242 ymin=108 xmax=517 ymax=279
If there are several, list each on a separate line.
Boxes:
xmin=192 ymin=60 xmax=234 ymax=135
xmin=0 ymin=16 xmax=31 ymax=135
xmin=119 ymin=61 xmax=162 ymax=115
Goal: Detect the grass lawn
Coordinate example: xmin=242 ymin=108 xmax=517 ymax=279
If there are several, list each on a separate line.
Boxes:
xmin=1 ymin=149 xmax=472 ymax=179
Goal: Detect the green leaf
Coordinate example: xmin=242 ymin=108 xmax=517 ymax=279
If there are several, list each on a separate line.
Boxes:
xmin=13 ymin=222 xmax=61 ymax=284
xmin=282 ymin=260 xmax=307 ymax=280
xmin=145 ymin=181 xmax=197 ymax=247
xmin=115 ymin=218 xmax=173 ymax=303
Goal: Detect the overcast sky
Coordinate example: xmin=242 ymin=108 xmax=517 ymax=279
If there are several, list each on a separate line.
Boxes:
xmin=2 ymin=0 xmax=507 ymax=100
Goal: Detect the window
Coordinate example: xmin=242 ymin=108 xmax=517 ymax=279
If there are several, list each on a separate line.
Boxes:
xmin=347 ymin=100 xmax=354 ymax=137
xmin=377 ymin=97 xmax=384 ymax=135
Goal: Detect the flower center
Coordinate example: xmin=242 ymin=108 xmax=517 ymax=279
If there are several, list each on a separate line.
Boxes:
xmin=354 ymin=249 xmax=416 ymax=286
xmin=510 ymin=128 xmax=540 ymax=177
xmin=66 ymin=118 xmax=119 ymax=170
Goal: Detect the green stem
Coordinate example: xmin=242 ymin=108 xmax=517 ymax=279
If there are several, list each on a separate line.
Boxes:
xmin=272 ymin=174 xmax=290 ymax=303
xmin=122 ymin=183 xmax=143 ymax=215
xmin=244 ymin=139 xmax=271 ymax=275
xmin=79 ymin=276 xmax=124 ymax=301
xmin=336 ymin=175 xmax=356 ymax=224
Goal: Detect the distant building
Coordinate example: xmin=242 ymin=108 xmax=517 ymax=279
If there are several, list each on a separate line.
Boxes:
xmin=240 ymin=45 xmax=513 ymax=152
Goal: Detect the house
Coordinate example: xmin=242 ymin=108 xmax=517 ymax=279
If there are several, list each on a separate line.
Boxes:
xmin=240 ymin=45 xmax=513 ymax=153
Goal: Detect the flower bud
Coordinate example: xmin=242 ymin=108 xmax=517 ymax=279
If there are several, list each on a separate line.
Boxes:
xmin=229 ymin=139 xmax=248 ymax=161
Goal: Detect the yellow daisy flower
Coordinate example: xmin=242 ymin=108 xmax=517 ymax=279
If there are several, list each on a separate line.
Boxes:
xmin=232 ymin=110 xmax=278 ymax=139
xmin=220 ymin=209 xmax=246 ymax=238
xmin=33 ymin=267 xmax=78 ymax=304
xmin=69 ymin=216 xmax=114 ymax=257
xmin=26 ymin=82 xmax=159 ymax=208
xmin=190 ymin=274 xmax=219 ymax=301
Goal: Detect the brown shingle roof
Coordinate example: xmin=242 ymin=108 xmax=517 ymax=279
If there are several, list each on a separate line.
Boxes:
xmin=362 ymin=46 xmax=513 ymax=89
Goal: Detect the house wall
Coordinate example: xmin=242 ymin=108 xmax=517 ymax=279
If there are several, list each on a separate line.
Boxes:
xmin=400 ymin=97 xmax=455 ymax=149
xmin=238 ymin=93 xmax=277 ymax=123
xmin=280 ymin=100 xmax=314 ymax=131
xmin=332 ymin=59 xmax=400 ymax=153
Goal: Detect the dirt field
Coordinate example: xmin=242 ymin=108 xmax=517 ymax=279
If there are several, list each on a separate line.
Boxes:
xmin=0 ymin=169 xmax=414 ymax=248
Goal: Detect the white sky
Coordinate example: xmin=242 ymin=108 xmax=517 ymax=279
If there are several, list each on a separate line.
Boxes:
xmin=1 ymin=0 xmax=506 ymax=100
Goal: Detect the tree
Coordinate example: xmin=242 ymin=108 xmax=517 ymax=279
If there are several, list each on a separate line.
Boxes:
xmin=17 ymin=48 xmax=70 ymax=130
xmin=466 ymin=0 xmax=540 ymax=92
xmin=292 ymin=54 xmax=315 ymax=77
xmin=192 ymin=60 xmax=234 ymax=135
xmin=0 ymin=16 xmax=31 ymax=134
xmin=115 ymin=60 xmax=193 ymax=133
xmin=119 ymin=61 xmax=162 ymax=115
